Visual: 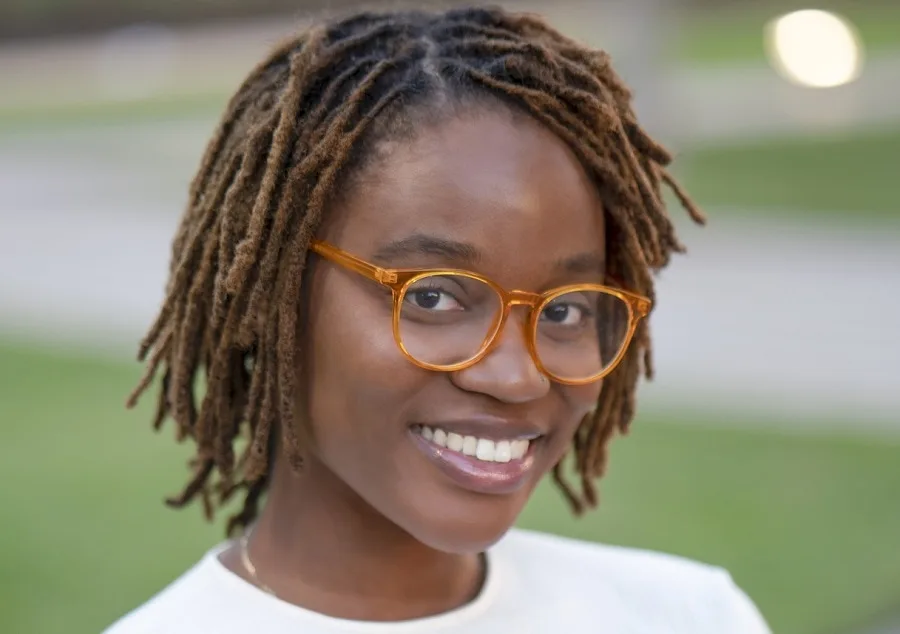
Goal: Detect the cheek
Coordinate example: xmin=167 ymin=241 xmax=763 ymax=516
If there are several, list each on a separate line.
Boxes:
xmin=566 ymin=381 xmax=604 ymax=417
xmin=303 ymin=270 xmax=422 ymax=458
xmin=544 ymin=382 xmax=603 ymax=461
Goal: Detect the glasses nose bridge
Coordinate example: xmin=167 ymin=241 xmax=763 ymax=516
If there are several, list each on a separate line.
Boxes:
xmin=498 ymin=289 xmax=542 ymax=335
xmin=489 ymin=288 xmax=542 ymax=349
xmin=504 ymin=289 xmax=541 ymax=309
xmin=481 ymin=288 xmax=541 ymax=366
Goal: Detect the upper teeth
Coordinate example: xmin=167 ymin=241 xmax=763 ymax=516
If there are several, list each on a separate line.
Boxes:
xmin=418 ymin=426 xmax=530 ymax=463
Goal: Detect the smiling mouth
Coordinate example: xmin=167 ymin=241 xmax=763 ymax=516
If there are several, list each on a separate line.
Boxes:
xmin=412 ymin=424 xmax=533 ymax=463
xmin=409 ymin=424 xmax=543 ymax=495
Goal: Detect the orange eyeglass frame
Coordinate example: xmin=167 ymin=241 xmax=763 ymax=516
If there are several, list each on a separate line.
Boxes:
xmin=309 ymin=239 xmax=652 ymax=385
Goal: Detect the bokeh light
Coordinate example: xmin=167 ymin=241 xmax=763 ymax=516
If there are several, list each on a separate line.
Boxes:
xmin=765 ymin=9 xmax=864 ymax=88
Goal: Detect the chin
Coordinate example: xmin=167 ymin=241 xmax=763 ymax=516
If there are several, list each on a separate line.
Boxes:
xmin=401 ymin=488 xmax=530 ymax=554
xmin=413 ymin=523 xmax=513 ymax=555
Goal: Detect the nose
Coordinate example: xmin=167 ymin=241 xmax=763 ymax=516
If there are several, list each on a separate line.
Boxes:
xmin=450 ymin=312 xmax=550 ymax=403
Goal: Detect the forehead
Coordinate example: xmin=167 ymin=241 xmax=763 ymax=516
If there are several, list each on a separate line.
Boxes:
xmin=326 ymin=107 xmax=604 ymax=280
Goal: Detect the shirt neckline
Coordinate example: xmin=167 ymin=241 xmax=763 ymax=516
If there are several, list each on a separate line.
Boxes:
xmin=205 ymin=539 xmax=504 ymax=632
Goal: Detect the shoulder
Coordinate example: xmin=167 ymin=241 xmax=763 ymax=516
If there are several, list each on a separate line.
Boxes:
xmin=102 ymin=550 xmax=226 ymax=634
xmin=497 ymin=528 xmax=771 ymax=633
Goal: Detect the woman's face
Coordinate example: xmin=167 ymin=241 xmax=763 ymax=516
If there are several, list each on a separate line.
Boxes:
xmin=302 ymin=105 xmax=605 ymax=553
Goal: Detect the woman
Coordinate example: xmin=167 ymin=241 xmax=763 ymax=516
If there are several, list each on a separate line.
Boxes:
xmin=107 ymin=6 xmax=771 ymax=633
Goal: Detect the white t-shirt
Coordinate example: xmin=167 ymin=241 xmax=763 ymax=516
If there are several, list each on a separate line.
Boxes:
xmin=104 ymin=528 xmax=771 ymax=633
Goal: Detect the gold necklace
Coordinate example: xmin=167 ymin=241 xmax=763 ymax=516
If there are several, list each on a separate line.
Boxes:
xmin=240 ymin=532 xmax=489 ymax=604
xmin=239 ymin=531 xmax=276 ymax=596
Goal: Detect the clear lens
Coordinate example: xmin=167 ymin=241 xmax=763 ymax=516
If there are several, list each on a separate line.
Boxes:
xmin=534 ymin=289 xmax=631 ymax=381
xmin=398 ymin=276 xmax=632 ymax=381
xmin=398 ymin=273 xmax=502 ymax=367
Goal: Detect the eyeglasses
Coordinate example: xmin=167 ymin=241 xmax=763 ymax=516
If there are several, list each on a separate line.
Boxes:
xmin=309 ymin=240 xmax=652 ymax=385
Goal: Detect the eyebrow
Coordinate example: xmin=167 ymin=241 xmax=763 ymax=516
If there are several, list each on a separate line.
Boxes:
xmin=371 ymin=234 xmax=482 ymax=266
xmin=372 ymin=233 xmax=604 ymax=276
xmin=555 ymin=252 xmax=606 ymax=275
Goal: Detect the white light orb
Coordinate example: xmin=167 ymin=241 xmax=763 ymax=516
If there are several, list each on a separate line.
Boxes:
xmin=765 ymin=9 xmax=864 ymax=88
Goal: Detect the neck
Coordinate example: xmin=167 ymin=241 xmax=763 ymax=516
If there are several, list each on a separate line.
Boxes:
xmin=245 ymin=455 xmax=486 ymax=621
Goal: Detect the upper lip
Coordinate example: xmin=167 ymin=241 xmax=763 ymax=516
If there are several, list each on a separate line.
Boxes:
xmin=413 ymin=416 xmax=545 ymax=441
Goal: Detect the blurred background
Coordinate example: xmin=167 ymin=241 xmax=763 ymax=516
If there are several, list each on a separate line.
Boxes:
xmin=1 ymin=0 xmax=898 ymax=632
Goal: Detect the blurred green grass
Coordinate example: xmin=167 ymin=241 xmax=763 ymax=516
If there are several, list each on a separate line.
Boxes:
xmin=0 ymin=92 xmax=229 ymax=134
xmin=677 ymin=127 xmax=900 ymax=221
xmin=676 ymin=5 xmax=900 ymax=66
xmin=2 ymin=340 xmax=899 ymax=634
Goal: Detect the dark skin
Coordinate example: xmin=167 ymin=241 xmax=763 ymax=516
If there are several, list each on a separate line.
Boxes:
xmin=220 ymin=104 xmax=606 ymax=620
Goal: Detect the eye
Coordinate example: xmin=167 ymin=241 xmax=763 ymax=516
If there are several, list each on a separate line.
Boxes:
xmin=540 ymin=299 xmax=592 ymax=327
xmin=405 ymin=284 xmax=464 ymax=312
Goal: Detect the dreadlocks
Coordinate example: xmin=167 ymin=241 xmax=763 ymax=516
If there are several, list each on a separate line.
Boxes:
xmin=127 ymin=5 xmax=705 ymax=536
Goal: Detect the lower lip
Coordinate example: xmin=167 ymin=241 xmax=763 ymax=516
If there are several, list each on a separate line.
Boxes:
xmin=409 ymin=431 xmax=538 ymax=495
